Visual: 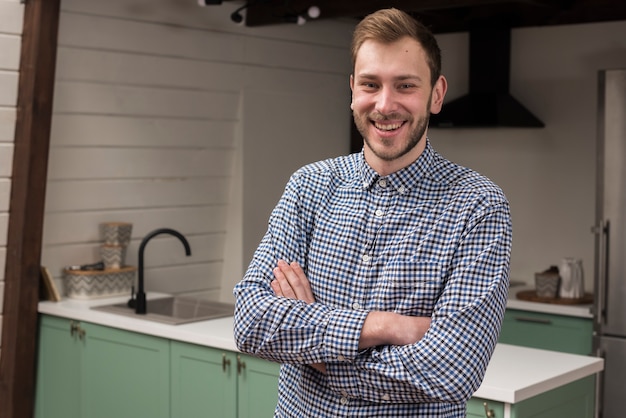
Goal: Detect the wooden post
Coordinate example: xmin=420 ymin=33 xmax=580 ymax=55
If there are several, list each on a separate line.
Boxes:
xmin=0 ymin=0 xmax=60 ymax=417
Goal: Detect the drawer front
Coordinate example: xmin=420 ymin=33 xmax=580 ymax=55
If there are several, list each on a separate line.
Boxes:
xmin=499 ymin=309 xmax=593 ymax=355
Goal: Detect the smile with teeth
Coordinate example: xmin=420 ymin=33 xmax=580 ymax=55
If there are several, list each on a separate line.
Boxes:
xmin=373 ymin=121 xmax=404 ymax=131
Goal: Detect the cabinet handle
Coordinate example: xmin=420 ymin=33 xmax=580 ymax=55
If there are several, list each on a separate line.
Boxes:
xmin=222 ymin=354 xmax=231 ymax=373
xmin=513 ymin=316 xmax=552 ymax=325
xmin=483 ymin=402 xmax=495 ymax=417
xmin=70 ymin=321 xmax=86 ymax=340
xmin=237 ymin=355 xmax=246 ymax=375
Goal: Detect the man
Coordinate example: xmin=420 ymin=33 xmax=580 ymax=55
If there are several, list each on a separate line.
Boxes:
xmin=234 ymin=8 xmax=512 ymax=417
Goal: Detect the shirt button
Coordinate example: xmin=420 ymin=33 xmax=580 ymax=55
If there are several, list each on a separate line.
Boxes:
xmin=362 ymin=254 xmax=371 ymax=263
xmin=337 ymin=355 xmax=346 ymax=361
xmin=352 ymin=302 xmax=361 ymax=310
xmin=296 ymin=355 xmax=304 ymax=362
xmin=382 ymin=393 xmax=390 ymax=401
xmin=378 ymin=179 xmax=387 ymax=187
xmin=398 ymin=186 xmax=406 ymax=194
xmin=340 ymin=397 xmax=349 ymax=405
xmin=375 ymin=209 xmax=384 ymax=217
xmin=341 ymin=390 xmax=348 ymax=397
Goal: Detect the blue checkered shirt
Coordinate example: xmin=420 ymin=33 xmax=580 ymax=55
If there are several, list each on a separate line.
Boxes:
xmin=234 ymin=140 xmax=512 ymax=417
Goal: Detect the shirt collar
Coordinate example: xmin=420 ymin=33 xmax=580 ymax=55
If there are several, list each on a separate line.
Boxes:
xmin=358 ymin=138 xmax=434 ymax=193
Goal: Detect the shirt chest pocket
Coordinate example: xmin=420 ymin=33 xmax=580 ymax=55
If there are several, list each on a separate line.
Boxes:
xmin=371 ymin=260 xmax=443 ymax=316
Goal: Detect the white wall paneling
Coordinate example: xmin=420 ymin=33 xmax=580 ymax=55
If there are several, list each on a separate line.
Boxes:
xmin=47 ymin=148 xmax=234 ymax=180
xmin=0 ymin=179 xmax=9 ymax=211
xmin=44 ymin=0 xmax=354 ymax=300
xmin=0 ymin=213 xmax=7 ymax=246
xmin=57 ymin=12 xmax=245 ymax=63
xmin=44 ymin=178 xmax=229 ymax=212
xmin=0 ymin=144 xmax=13 ymax=177
xmin=0 ymin=1 xmax=24 ymax=35
xmin=0 ymin=71 xmax=18 ymax=106
xmin=0 ymin=108 xmax=16 ymax=142
xmin=53 ymin=82 xmax=239 ymax=119
xmin=51 ymin=115 xmax=235 ymax=148
xmin=0 ymin=0 xmax=24 ymax=355
xmin=0 ymin=34 xmax=21 ymax=70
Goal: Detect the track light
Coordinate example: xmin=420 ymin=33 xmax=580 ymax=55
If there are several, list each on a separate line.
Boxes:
xmin=283 ymin=5 xmax=321 ymax=25
xmin=230 ymin=2 xmax=251 ymax=24
xmin=197 ymin=0 xmax=223 ymax=6
xmin=221 ymin=1 xmax=322 ymax=26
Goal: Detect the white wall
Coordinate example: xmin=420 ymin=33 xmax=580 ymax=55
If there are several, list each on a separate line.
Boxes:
xmin=41 ymin=0 xmax=352 ymax=302
xmin=433 ymin=20 xmax=626 ymax=289
xmin=0 ymin=0 xmax=23 ymax=363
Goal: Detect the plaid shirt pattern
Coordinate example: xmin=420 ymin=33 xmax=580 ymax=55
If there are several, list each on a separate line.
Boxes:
xmin=234 ymin=140 xmax=512 ymax=417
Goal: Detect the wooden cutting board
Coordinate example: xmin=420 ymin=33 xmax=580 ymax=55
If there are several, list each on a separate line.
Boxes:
xmin=516 ymin=290 xmax=593 ymax=305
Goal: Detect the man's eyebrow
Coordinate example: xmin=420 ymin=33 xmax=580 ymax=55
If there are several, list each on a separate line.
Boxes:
xmin=355 ymin=73 xmax=424 ymax=82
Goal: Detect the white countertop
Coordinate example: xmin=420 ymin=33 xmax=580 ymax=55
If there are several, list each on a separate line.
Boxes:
xmin=38 ymin=293 xmax=603 ymax=404
xmin=473 ymin=344 xmax=602 ymax=403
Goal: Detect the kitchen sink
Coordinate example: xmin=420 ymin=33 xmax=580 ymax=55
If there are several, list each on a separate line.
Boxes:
xmin=92 ymin=295 xmax=235 ymax=325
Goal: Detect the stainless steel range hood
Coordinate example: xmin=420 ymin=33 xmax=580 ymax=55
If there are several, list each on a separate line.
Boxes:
xmin=430 ymin=27 xmax=544 ymax=128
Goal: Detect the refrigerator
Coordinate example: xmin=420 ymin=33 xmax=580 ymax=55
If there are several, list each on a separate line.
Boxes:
xmin=593 ymin=68 xmax=626 ymax=418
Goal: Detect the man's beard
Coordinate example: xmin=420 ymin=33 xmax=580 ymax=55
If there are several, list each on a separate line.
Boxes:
xmin=354 ymin=109 xmax=430 ymax=162
xmin=353 ymin=90 xmax=433 ymax=162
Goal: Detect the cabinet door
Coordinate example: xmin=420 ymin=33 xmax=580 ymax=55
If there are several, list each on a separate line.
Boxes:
xmin=466 ymin=397 xmax=504 ymax=417
xmin=171 ymin=341 xmax=237 ymax=418
xmin=81 ymin=322 xmax=170 ymax=418
xmin=513 ymin=375 xmax=595 ymax=418
xmin=499 ymin=309 xmax=593 ymax=355
xmin=35 ymin=315 xmax=82 ymax=418
xmin=237 ymin=354 xmax=280 ymax=418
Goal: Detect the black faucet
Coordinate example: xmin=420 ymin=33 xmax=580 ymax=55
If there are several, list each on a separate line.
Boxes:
xmin=131 ymin=228 xmax=192 ymax=314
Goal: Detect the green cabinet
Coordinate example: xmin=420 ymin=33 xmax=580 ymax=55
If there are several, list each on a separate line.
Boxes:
xmin=35 ymin=316 xmax=82 ymax=418
xmin=35 ymin=315 xmax=170 ymax=418
xmin=36 ymin=315 xmax=280 ymax=418
xmin=171 ymin=341 xmax=280 ymax=418
xmin=467 ymin=375 xmax=595 ymax=418
xmin=485 ymin=308 xmax=596 ymax=418
xmin=498 ymin=309 xmax=593 ymax=355
xmin=235 ymin=351 xmax=281 ymax=418
xmin=81 ymin=323 xmax=170 ymax=418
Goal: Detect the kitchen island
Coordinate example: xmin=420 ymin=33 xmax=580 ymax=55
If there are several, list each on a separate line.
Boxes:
xmin=37 ymin=294 xmax=603 ymax=418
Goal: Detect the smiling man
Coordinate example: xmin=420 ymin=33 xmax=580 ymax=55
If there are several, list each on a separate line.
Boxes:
xmin=234 ymin=8 xmax=512 ymax=417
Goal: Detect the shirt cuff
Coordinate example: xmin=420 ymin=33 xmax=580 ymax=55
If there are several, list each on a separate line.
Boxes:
xmin=322 ymin=308 xmax=368 ymax=363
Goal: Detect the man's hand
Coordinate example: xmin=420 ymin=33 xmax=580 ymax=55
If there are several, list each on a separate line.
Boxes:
xmin=359 ymin=311 xmax=431 ymax=349
xmin=271 ymin=259 xmax=316 ymax=304
xmin=272 ymin=260 xmax=324 ymax=373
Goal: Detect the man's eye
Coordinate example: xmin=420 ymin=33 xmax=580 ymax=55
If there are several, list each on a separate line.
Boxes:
xmin=361 ymin=82 xmax=377 ymax=88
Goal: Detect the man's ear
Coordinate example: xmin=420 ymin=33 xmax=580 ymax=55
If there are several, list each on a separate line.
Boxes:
xmin=430 ymin=75 xmax=448 ymax=114
xmin=349 ymin=74 xmax=355 ymax=110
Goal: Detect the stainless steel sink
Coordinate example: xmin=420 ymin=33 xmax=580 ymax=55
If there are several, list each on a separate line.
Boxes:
xmin=92 ymin=295 xmax=235 ymax=325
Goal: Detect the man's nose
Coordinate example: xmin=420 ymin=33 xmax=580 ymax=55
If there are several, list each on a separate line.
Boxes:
xmin=375 ymin=87 xmax=399 ymax=115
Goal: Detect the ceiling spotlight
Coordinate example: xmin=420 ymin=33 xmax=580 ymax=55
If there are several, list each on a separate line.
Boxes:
xmin=283 ymin=6 xmax=320 ymax=25
xmin=307 ymin=6 xmax=320 ymax=19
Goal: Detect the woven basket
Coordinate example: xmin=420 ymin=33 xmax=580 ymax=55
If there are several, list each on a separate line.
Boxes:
xmin=64 ymin=266 xmax=136 ymax=300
